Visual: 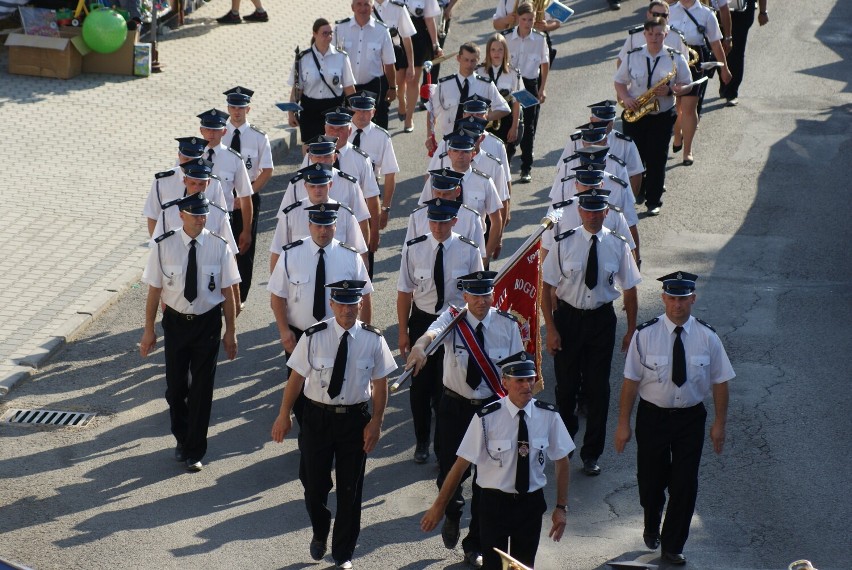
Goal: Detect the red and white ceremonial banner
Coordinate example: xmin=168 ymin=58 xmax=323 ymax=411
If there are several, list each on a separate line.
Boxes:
xmin=493 ymin=237 xmax=545 ymax=393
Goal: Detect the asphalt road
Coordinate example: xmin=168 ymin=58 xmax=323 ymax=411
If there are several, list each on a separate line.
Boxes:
xmin=1 ymin=0 xmax=850 ymax=569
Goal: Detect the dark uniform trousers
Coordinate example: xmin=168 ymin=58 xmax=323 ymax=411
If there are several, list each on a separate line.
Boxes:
xmin=552 ymin=300 xmax=616 ymax=462
xmin=162 ymin=304 xmax=222 ymax=461
xmin=635 ymin=399 xmax=707 ymax=555
xmin=408 ymin=306 xmax=444 ymax=447
xmin=284 ymin=324 xmax=307 ymax=425
xmin=518 ymin=76 xmax=540 ymax=173
xmin=479 ymin=488 xmax=546 ymax=570
xmin=622 ymin=107 xmax=677 ymax=209
xmin=436 ymin=390 xmax=497 ymax=553
xmin=721 ymin=3 xmax=756 ymax=100
xmin=356 ymin=76 xmax=390 ymax=130
xmin=299 ymin=400 xmax=372 ymax=563
xmin=299 ymin=94 xmax=346 ymax=144
xmin=231 ymin=191 xmax=261 ymax=303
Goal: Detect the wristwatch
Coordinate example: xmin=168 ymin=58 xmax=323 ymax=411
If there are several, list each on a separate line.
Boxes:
xmin=723 ymin=36 xmax=733 ymax=41
xmin=381 ymin=205 xmax=391 ymax=212
xmin=555 ymin=504 xmax=568 ymax=513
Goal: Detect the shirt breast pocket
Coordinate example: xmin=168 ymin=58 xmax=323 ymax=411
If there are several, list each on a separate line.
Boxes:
xmin=202 ymin=265 xmax=221 ymax=293
xmin=562 ymin=260 xmax=583 ymax=282
xmin=326 ymin=63 xmax=343 ymax=87
xmin=287 ymin=269 xmax=311 ymax=302
xmin=689 ymin=354 xmax=711 ymax=382
xmin=162 ymin=265 xmax=183 ymax=291
xmin=644 ymin=354 xmax=669 ymax=383
xmin=242 ymin=150 xmax=257 ymax=173
xmin=356 ymin=358 xmax=375 ymax=383
xmin=313 ymin=356 xmax=335 ymax=388
xmin=487 ymin=438 xmax=512 ymax=459
xmin=367 ymin=41 xmax=381 ymax=55
xmin=413 ymin=266 xmax=433 ymax=293
xmin=219 ymin=168 xmax=235 ymax=188
xmin=531 ymin=437 xmax=549 ymax=457
xmin=603 ymin=262 xmax=618 ymax=286
xmin=487 ymin=347 xmax=508 ymax=364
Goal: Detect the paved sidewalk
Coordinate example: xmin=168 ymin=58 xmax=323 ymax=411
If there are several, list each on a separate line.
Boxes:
xmin=0 ymin=0 xmax=351 ymax=394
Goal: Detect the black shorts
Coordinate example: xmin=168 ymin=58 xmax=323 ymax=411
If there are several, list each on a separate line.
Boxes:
xmin=394 ymin=43 xmax=409 ymax=70
xmin=411 ymin=15 xmax=434 ymax=67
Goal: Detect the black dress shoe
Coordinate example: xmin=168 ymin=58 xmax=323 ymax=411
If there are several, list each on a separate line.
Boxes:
xmin=661 ymin=550 xmax=687 ymax=565
xmin=643 ymin=531 xmax=661 ymax=550
xmin=464 ymin=551 xmax=483 ymax=568
xmin=441 ymin=517 xmax=460 ymax=549
xmin=310 ymin=537 xmax=327 ymax=561
xmin=582 ymin=459 xmax=601 ymax=476
xmin=174 ymin=443 xmax=186 ymax=462
xmin=608 ymin=0 xmax=621 ymax=10
xmin=413 ymin=442 xmax=429 ymax=464
xmin=185 ymin=459 xmax=203 ymax=472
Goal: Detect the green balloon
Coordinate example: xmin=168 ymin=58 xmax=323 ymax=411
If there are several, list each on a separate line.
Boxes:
xmin=82 ymin=7 xmax=127 ymax=54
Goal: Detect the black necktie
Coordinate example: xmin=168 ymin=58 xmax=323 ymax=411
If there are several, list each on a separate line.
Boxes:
xmin=465 ymin=322 xmax=484 ymax=390
xmin=585 ymin=235 xmax=598 ymax=290
xmin=313 ymin=248 xmax=326 ymax=322
xmin=328 ymin=331 xmax=349 ymax=399
xmin=184 ymin=239 xmax=197 ymax=302
xmin=516 ymin=410 xmax=530 ymax=494
xmin=672 ymin=326 xmax=686 ymax=387
xmin=230 ymin=128 xmax=241 ymax=153
xmin=434 ymin=243 xmax=444 ymax=313
xmin=207 ymin=148 xmax=214 ymax=162
xmin=455 ymin=78 xmax=469 ymax=121
xmin=352 ymin=128 xmax=363 ymax=148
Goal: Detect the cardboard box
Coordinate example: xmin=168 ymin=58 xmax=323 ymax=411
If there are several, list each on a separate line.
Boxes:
xmin=82 ymin=28 xmax=139 ymax=76
xmin=5 ymin=30 xmax=90 ymax=79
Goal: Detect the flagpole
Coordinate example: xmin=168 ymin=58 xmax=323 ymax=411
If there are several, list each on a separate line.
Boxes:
xmin=390 ymin=209 xmax=562 ymax=392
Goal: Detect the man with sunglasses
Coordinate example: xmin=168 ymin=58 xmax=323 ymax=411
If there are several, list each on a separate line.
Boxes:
xmin=615 ymin=1 xmax=688 ymax=70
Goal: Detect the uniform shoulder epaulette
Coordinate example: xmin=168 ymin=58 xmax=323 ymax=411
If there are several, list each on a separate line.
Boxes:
xmin=553 ymin=199 xmax=574 ymax=209
xmin=374 ymin=124 xmax=391 ymax=137
xmin=249 ymin=124 xmax=267 ymax=136
xmin=374 ymin=19 xmax=388 ymax=28
xmin=476 ymin=400 xmax=501 ymax=417
xmin=227 ymin=146 xmax=242 ymax=159
xmin=458 ymin=235 xmax=477 ymax=248
xmin=438 ymin=75 xmax=455 ymax=84
xmin=628 ymin=24 xmax=644 ymax=34
xmin=561 ymin=152 xmax=579 ymax=163
xmin=609 ymin=174 xmax=628 ymax=188
xmin=406 ymin=234 xmax=428 ymax=247
xmin=696 ymin=318 xmax=716 ymax=332
xmin=338 ymin=202 xmax=354 ymax=215
xmin=570 ymin=132 xmax=582 ymax=141
xmin=335 ymin=16 xmax=351 ymax=24
xmin=532 ymin=28 xmax=546 ymax=37
xmin=297 ymin=48 xmax=311 ymax=60
xmin=608 ymin=203 xmax=623 ymax=214
xmin=339 ymin=241 xmax=358 ymax=253
xmin=209 ymin=201 xmax=227 ymax=214
xmin=412 ymin=203 xmax=427 ymax=213
xmin=290 ymin=172 xmax=305 ymax=184
xmin=155 ymin=169 xmax=175 ymax=179
xmin=555 ymin=228 xmax=576 ymax=242
xmin=636 ymin=317 xmax=659 ymax=332
xmin=351 ymin=145 xmax=370 ymax=160
xmin=608 ymin=153 xmax=626 ymax=167
xmin=210 ymin=173 xmax=221 ymax=181
xmin=337 ymin=47 xmax=349 ymax=55
xmin=614 ymin=130 xmax=633 ymax=142
xmin=460 ymin=203 xmax=479 ymax=215
xmin=534 ymin=400 xmax=558 ymax=412
xmin=609 ymin=231 xmax=628 ymax=243
xmin=209 ymin=231 xmax=228 ymax=244
xmin=666 ymin=47 xmax=682 ymax=57
xmin=282 ymin=239 xmax=304 ymax=251
xmin=669 ymin=25 xmax=686 ymax=38
xmin=337 ymin=170 xmax=357 ymax=183
xmin=305 ymin=321 xmax=328 ymax=336
xmin=499 ymin=28 xmax=512 ymax=37
xmin=483 ymin=151 xmax=502 ymax=165
xmin=560 ymin=174 xmax=577 ymax=183
xmin=438 ymin=151 xmax=449 ymax=159
xmin=283 ymin=200 xmax=303 ymax=215
xmin=154 ymin=230 xmax=175 ymax=243
xmin=471 ymin=167 xmax=490 ymax=179
xmin=474 ymin=74 xmax=492 ymax=83
xmin=361 ymin=322 xmax=383 ymax=335
xmin=496 ymin=309 xmax=518 ymax=322
xmin=390 ymin=0 xmax=405 ymax=6
xmin=627 ymin=46 xmax=643 ymax=54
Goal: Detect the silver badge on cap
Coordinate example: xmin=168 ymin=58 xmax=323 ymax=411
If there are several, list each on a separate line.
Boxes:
xmin=435 ymin=198 xmax=442 ymax=205
xmin=197 ymin=158 xmax=203 ymax=164
xmin=677 ymin=272 xmax=683 ymax=279
xmin=476 ymin=272 xmax=483 ymax=279
xmin=235 ymin=87 xmax=242 ymax=94
xmin=319 ymin=204 xmax=326 ymax=212
xmin=520 ymin=353 xmax=527 ymax=361
xmin=342 ymin=281 xmax=350 ymax=289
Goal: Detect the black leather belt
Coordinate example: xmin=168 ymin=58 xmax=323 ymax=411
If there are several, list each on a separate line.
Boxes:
xmin=164 ymin=305 xmax=220 ymax=321
xmin=309 ymin=399 xmax=368 ymax=414
xmin=556 ymin=300 xmax=612 ymax=315
xmin=442 ymin=387 xmax=495 ymax=407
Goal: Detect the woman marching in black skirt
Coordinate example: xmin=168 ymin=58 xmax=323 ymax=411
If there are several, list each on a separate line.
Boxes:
xmin=482 ymin=33 xmax=522 ymax=147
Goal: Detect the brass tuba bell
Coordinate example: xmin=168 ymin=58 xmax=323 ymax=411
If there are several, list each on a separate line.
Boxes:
xmin=495 ymin=548 xmax=533 ymax=570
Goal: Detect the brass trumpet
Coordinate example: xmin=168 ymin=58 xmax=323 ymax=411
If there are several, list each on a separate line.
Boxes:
xmin=687 ymin=46 xmax=699 ymax=67
xmin=495 ymin=548 xmax=533 ymax=570
xmin=620 ymin=59 xmax=677 ymax=123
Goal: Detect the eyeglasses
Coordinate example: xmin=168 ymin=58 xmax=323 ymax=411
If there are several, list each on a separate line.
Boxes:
xmin=650 ymin=11 xmax=669 ymax=17
xmin=319 ymin=30 xmax=334 ymax=36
